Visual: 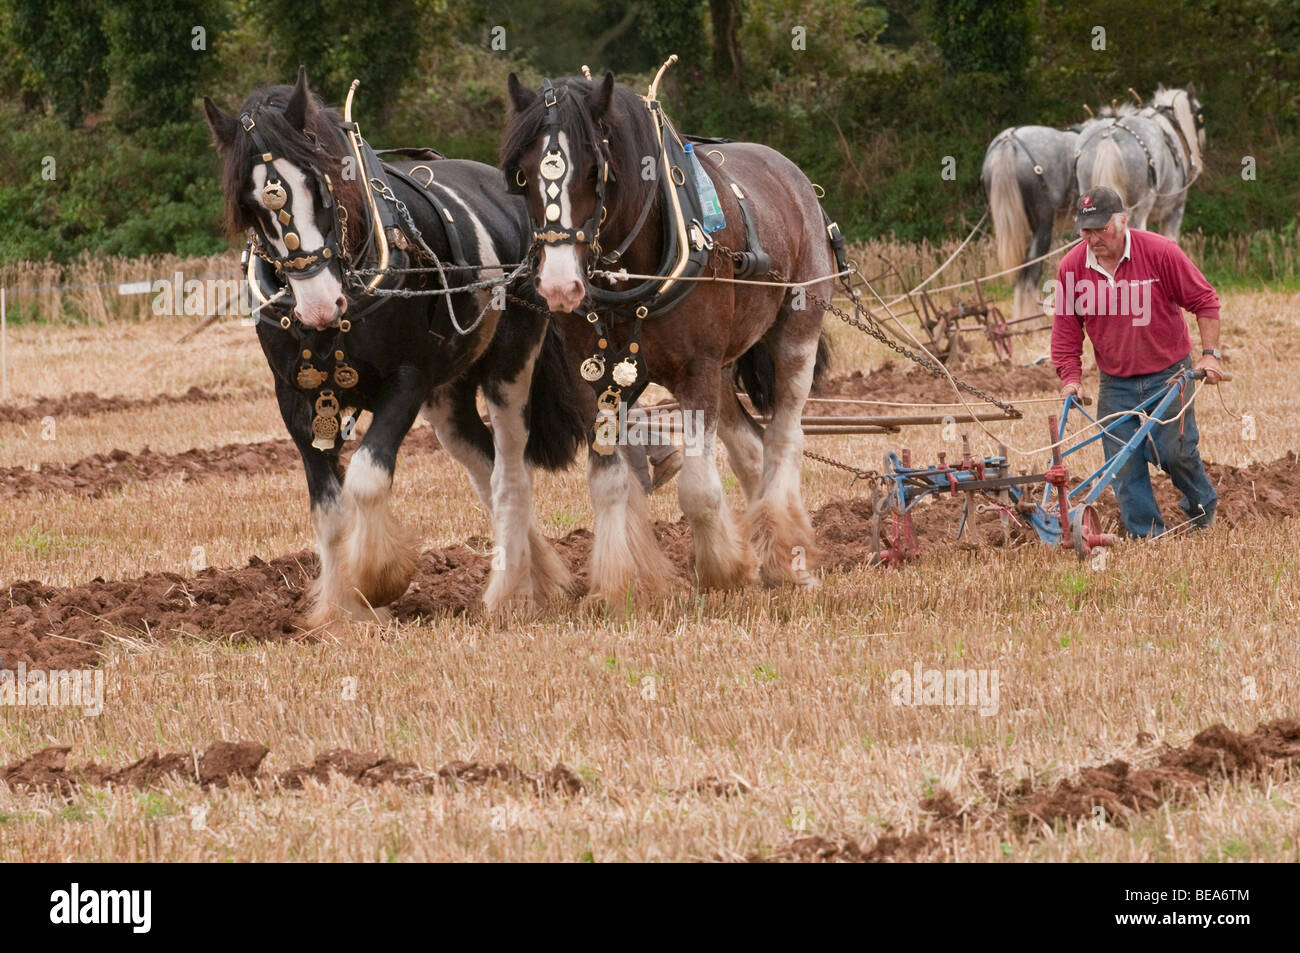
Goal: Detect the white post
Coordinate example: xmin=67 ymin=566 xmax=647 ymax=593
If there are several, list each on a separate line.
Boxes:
xmin=1 ymin=286 xmax=7 ymax=401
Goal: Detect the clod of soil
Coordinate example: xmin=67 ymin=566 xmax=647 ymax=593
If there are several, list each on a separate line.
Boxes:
xmin=0 ymin=742 xmax=583 ymax=798
xmin=5 ymin=455 xmax=1296 ymax=673
xmin=752 ymin=830 xmax=939 ymax=863
xmin=761 ymin=720 xmax=1300 ymax=861
xmin=1010 ymin=719 xmax=1300 ymax=830
xmin=0 ymin=386 xmax=244 ymax=425
xmin=1 ymin=428 xmax=440 ymax=501
xmin=813 ymin=360 xmax=1060 ymax=409
xmin=1 ymin=741 xmax=268 ymax=794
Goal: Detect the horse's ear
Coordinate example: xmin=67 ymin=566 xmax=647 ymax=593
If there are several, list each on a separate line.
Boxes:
xmin=589 ymin=71 xmax=615 ymax=119
xmin=507 ymin=73 xmax=537 ymax=113
xmin=203 ymin=96 xmax=238 ymax=149
xmin=1185 ymin=81 xmax=1197 ymax=98
xmin=285 ymin=64 xmax=310 ymax=131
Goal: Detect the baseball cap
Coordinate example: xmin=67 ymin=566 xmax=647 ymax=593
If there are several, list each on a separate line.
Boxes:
xmin=1075 ymin=186 xmax=1125 ymax=230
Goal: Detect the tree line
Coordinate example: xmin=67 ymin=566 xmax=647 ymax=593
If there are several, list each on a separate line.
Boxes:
xmin=0 ymin=0 xmax=1297 ymax=261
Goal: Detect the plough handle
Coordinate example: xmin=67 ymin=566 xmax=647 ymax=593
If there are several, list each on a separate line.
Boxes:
xmin=1191 ymin=368 xmax=1232 ymax=382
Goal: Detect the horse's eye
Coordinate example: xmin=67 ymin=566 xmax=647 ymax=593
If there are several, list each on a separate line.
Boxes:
xmin=587 ymin=164 xmax=598 ymax=182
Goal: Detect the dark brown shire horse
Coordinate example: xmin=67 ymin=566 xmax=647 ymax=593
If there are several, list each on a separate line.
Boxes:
xmin=204 ymin=68 xmax=583 ymax=625
xmin=501 ymin=69 xmax=837 ymax=600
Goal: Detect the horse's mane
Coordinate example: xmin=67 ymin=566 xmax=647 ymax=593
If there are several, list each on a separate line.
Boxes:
xmin=500 ymin=76 xmax=661 ymax=228
xmin=217 ymin=84 xmax=366 ymax=258
xmin=1096 ymin=102 xmax=1140 ymax=118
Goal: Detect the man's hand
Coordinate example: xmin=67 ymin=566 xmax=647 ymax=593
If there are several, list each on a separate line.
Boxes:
xmin=1060 ymin=380 xmax=1085 ymax=400
xmin=1194 ymin=353 xmax=1224 ymax=384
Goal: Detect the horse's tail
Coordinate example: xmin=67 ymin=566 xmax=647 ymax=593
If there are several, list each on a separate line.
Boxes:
xmin=1089 ymin=137 xmax=1129 ymax=205
xmin=733 ymin=330 xmax=831 ymax=417
xmin=984 ymin=141 xmax=1032 ymax=273
xmin=813 ymin=330 xmax=832 ymax=393
xmin=524 ymin=321 xmax=586 ymax=471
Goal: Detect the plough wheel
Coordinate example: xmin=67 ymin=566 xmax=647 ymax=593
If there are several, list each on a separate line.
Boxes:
xmin=1070 ymin=504 xmax=1108 ymax=560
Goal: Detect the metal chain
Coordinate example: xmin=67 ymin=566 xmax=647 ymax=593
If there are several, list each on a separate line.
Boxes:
xmin=701 ymin=241 xmax=1023 ymax=482
xmin=358 ymin=261 xmax=530 ymax=298
xmin=802 ymin=447 xmax=880 ymax=486
xmin=507 ymin=293 xmax=552 ymax=317
xmin=809 ymin=287 xmax=1022 ymax=417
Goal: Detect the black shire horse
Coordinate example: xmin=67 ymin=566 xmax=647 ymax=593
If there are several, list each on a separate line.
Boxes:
xmin=203 ymin=68 xmax=583 ymax=625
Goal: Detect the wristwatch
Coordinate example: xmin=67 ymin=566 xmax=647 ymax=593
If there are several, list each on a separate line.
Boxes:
xmin=1202 ymin=348 xmax=1221 ymax=358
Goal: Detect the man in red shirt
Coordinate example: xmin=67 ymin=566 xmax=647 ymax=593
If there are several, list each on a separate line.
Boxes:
xmin=1051 ymin=186 xmax=1224 ymax=537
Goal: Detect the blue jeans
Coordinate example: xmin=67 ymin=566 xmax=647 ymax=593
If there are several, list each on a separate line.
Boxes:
xmin=1097 ymin=356 xmax=1217 ymax=538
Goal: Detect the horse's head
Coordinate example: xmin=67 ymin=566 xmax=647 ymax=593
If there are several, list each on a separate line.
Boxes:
xmin=500 ymin=72 xmax=628 ymax=314
xmin=1185 ymin=83 xmax=1206 ymax=152
xmin=1154 ymin=83 xmax=1206 ymax=156
xmin=204 ymin=67 xmax=360 ymax=330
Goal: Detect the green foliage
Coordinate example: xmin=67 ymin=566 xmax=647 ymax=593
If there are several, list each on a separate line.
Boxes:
xmin=0 ymin=0 xmax=1296 ymax=261
xmin=0 ymin=104 xmax=227 ymax=260
xmin=8 ymin=0 xmax=110 ymax=126
xmin=638 ymin=0 xmax=708 ymax=68
xmin=250 ymin=0 xmax=431 ymax=123
xmin=928 ymin=0 xmax=1032 ymax=81
xmin=102 ymin=0 xmax=225 ymax=129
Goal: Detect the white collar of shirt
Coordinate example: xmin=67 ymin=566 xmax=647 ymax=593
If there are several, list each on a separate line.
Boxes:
xmin=1084 ymin=227 xmax=1132 ymax=284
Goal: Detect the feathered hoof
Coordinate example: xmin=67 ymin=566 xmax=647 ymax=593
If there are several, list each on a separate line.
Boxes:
xmin=750 ymin=499 xmax=821 ymax=588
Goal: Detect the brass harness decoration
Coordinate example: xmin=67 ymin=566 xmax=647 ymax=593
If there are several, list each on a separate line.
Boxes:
xmin=239 ymin=79 xmax=423 ymax=454
xmin=523 ymin=57 xmax=712 ymax=453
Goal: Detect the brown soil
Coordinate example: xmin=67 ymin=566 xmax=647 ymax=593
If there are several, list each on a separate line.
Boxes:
xmin=1 ymin=428 xmax=441 ymax=501
xmin=0 ymin=741 xmax=268 ymax=795
xmin=0 ymin=386 xmax=257 ymax=425
xmin=762 ymin=720 xmax=1300 ymax=861
xmin=1200 ymin=452 xmax=1300 ymax=525
xmin=1 ymin=741 xmax=582 ymax=797
xmin=5 ymin=456 xmax=1295 ymax=673
xmin=812 ymin=359 xmax=1060 ymax=411
xmin=1008 ymin=720 xmax=1300 ymax=831
xmin=2 ymin=551 xmax=317 ymax=671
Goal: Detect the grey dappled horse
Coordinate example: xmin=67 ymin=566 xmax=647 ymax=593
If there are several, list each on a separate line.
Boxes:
xmin=1076 ymin=85 xmax=1205 ymax=239
xmin=981 ymin=125 xmax=1084 ymax=318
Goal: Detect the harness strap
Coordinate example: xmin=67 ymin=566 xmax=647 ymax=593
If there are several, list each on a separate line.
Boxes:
xmin=384 ymin=164 xmax=472 ymax=268
xmin=599 ymin=179 xmax=658 ymax=265
xmin=584 ymin=112 xmax=709 ymax=317
xmin=1112 ymin=118 xmax=1158 ymax=186
xmin=1153 ymin=105 xmax=1194 ymax=187
xmin=239 ymin=110 xmax=344 ymax=278
xmin=1004 ymin=129 xmax=1045 ymax=176
xmin=707 ymin=161 xmax=771 ymax=279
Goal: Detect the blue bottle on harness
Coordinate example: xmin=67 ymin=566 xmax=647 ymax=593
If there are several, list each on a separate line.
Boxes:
xmin=683 ymin=143 xmax=726 ymax=234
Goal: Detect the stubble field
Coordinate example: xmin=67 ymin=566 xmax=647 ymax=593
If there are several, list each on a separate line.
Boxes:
xmin=1 ymin=272 xmax=1297 ymax=862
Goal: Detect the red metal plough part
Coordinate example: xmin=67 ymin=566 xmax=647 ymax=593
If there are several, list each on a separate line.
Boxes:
xmin=1045 ymin=414 xmax=1117 ymax=559
xmin=874 ymin=449 xmax=918 ymax=566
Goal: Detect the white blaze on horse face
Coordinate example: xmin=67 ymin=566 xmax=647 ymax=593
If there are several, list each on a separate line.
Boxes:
xmin=252 ymin=160 xmax=344 ymax=329
xmin=535 ymin=131 xmax=586 ymax=313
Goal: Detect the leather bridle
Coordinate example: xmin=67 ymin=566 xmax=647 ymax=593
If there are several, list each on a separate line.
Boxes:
xmin=521 ymin=79 xmax=609 ymax=266
xmin=239 ymin=109 xmax=347 ymax=280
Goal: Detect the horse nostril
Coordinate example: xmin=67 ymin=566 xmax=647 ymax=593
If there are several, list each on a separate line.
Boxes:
xmin=335 ymin=296 xmax=348 ymax=315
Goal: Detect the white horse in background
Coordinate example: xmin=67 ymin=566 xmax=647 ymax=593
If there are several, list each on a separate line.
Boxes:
xmin=1076 ymin=84 xmax=1206 ymax=238
xmin=981 ymin=124 xmax=1089 ymax=318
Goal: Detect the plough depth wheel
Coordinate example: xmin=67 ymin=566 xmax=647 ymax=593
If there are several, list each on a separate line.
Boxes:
xmin=1069 ymin=504 xmax=1115 ymax=560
